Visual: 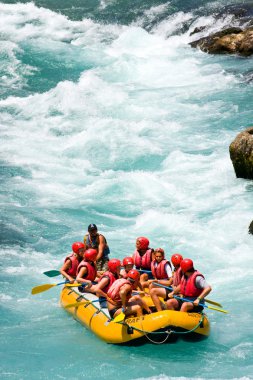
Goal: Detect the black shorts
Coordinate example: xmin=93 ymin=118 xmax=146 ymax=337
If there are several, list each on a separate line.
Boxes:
xmin=109 ymin=307 xmax=121 ymax=319
xmin=164 ymin=288 xmax=170 ymax=301
xmin=173 ymin=297 xmax=204 ymax=312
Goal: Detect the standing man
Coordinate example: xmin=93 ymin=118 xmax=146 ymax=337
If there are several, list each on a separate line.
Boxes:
xmin=84 ymin=224 xmax=110 ymax=271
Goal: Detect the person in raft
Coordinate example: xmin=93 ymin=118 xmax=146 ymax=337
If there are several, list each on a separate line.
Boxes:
xmin=170 ymin=253 xmax=184 ymax=288
xmin=60 ymin=242 xmax=86 ymax=283
xmin=120 ymin=256 xmax=134 ymax=279
xmin=89 ymin=259 xmax=121 ymax=306
xmin=166 ymin=258 xmax=212 ymax=312
xmin=132 ymin=236 xmax=155 ymax=283
xmin=142 ymin=248 xmax=173 ymax=289
xmin=84 ymin=224 xmax=110 ymax=272
xmin=147 ymin=248 xmax=174 ymax=311
xmin=120 ymin=256 xmax=144 ymax=292
xmin=107 ymin=269 xmax=151 ymax=319
xmin=76 ymin=248 xmax=98 ymax=290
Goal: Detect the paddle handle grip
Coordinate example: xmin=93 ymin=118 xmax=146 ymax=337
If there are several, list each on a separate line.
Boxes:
xmin=57 ymin=280 xmax=70 ymax=286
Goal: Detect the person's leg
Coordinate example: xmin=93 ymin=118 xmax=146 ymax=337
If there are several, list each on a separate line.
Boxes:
xmin=150 ymin=288 xmax=166 ymax=311
xmin=180 ymin=301 xmax=194 ymax=312
xmin=166 ymin=298 xmax=180 ymax=310
xmin=125 ymin=303 xmax=143 ymax=317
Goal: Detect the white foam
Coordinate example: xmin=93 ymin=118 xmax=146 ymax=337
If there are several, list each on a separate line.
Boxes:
xmin=0 ymin=3 xmax=252 ymax=351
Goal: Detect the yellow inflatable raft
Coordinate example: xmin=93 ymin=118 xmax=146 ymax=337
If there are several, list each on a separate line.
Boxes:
xmin=60 ymin=286 xmax=210 ymax=344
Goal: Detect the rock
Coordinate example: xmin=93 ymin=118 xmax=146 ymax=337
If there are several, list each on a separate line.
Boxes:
xmin=229 ymin=127 xmax=253 ymax=179
xmin=190 ymin=26 xmax=253 ymax=56
xmin=221 ymin=3 xmax=253 ymax=20
xmin=190 ymin=26 xmax=206 ymax=36
xmin=249 ymin=220 xmax=253 ymax=235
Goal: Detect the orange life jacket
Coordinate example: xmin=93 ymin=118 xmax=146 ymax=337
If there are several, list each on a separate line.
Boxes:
xmin=64 ymin=253 xmax=80 ymax=277
xmin=133 ymin=248 xmax=153 ymax=269
xmin=151 ymin=259 xmax=172 ymax=279
xmin=180 ymin=270 xmax=204 ymax=297
xmin=107 ymin=278 xmax=132 ymax=304
xmin=98 ymin=271 xmax=117 ymax=294
xmin=77 ymin=260 xmax=97 ymax=281
xmin=173 ymin=267 xmax=183 ymax=286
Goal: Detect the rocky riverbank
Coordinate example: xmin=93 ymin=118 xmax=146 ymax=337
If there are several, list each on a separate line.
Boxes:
xmin=189 ymin=3 xmax=253 ymax=56
xmin=190 ymin=27 xmax=253 ymax=56
xmin=229 ymin=127 xmax=253 ymax=180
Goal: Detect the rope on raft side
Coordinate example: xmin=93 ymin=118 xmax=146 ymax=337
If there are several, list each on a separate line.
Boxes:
xmin=120 ymin=313 xmax=205 ymax=345
xmin=67 ymin=289 xmax=205 ymax=343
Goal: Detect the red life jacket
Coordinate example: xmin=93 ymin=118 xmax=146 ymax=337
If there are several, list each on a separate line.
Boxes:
xmin=151 ymin=259 xmax=172 ymax=279
xmin=173 ymin=267 xmax=183 ymax=286
xmin=64 ymin=253 xmax=80 ymax=277
xmin=77 ymin=260 xmax=97 ymax=281
xmin=180 ymin=270 xmax=204 ymax=297
xmin=98 ymin=271 xmax=117 ymax=294
xmin=133 ymin=248 xmax=153 ymax=269
xmin=107 ymin=278 xmax=132 ymax=303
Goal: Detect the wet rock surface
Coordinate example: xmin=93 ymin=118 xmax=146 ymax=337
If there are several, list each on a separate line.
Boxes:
xmin=190 ymin=27 xmax=253 ymax=56
xmin=189 ymin=3 xmax=253 ymax=56
xmin=229 ymin=127 xmax=253 ymax=180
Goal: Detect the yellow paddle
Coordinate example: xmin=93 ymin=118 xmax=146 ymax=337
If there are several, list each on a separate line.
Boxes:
xmin=113 ymin=311 xmax=126 ymax=323
xmin=31 ymin=280 xmax=69 ymax=295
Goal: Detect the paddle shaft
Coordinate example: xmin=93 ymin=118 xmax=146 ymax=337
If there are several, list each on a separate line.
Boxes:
xmin=153 ymin=282 xmax=227 ymax=313
xmin=153 ymin=282 xmax=222 ymax=307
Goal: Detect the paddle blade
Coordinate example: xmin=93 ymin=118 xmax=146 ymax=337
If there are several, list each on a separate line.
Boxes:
xmin=207 ymin=305 xmax=228 ymax=314
xmin=113 ymin=312 xmax=125 ymax=323
xmin=205 ymin=298 xmax=223 ymax=308
xmin=43 ymin=270 xmax=61 ymax=277
xmin=31 ymin=283 xmax=56 ymax=295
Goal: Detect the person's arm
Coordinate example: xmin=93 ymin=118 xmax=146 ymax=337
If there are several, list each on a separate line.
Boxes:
xmin=119 ymin=284 xmax=132 ymax=310
xmin=193 ymin=277 xmax=212 ymax=305
xmin=97 ymin=235 xmax=106 ymax=261
xmin=60 ymin=259 xmax=74 ymax=283
xmin=168 ymin=284 xmax=181 ymax=298
xmin=136 ymin=280 xmax=143 ymax=291
xmin=76 ymin=267 xmax=92 ymax=288
xmin=91 ymin=277 xmax=109 ymax=298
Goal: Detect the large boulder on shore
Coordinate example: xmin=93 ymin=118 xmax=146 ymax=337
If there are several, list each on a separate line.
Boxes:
xmin=190 ymin=27 xmax=253 ymax=56
xmin=229 ymin=127 xmax=253 ymax=179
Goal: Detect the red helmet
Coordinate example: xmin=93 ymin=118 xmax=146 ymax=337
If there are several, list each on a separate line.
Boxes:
xmin=108 ymin=259 xmax=121 ymax=273
xmin=122 ymin=257 xmax=134 ymax=266
xmin=72 ymin=242 xmax=85 ymax=254
xmin=180 ymin=258 xmax=194 ymax=273
xmin=171 ymin=253 xmax=183 ymax=267
xmin=84 ymin=249 xmax=97 ymax=262
xmin=137 ymin=237 xmax=149 ymax=250
xmin=127 ymin=269 xmax=140 ymax=282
